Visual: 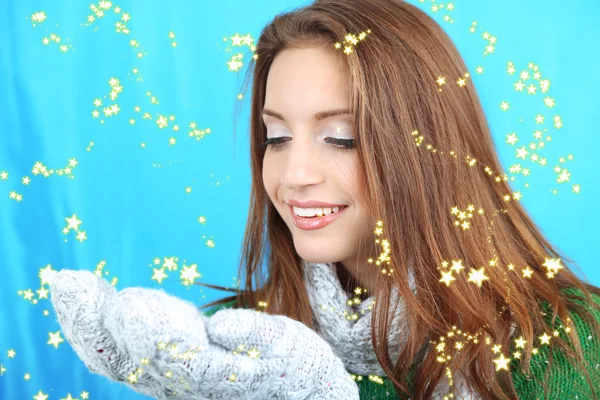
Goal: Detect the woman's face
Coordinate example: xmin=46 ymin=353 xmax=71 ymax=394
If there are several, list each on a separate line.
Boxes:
xmin=261 ymin=46 xmax=377 ymax=285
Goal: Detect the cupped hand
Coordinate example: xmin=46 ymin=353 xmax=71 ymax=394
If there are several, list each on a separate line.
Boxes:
xmin=50 ymin=269 xmax=359 ymax=400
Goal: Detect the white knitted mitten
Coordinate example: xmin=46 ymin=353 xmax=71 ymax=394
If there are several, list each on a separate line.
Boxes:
xmin=50 ymin=269 xmax=359 ymax=400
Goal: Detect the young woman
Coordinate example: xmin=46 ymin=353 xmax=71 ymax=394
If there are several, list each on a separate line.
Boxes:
xmin=50 ymin=0 xmax=600 ymax=399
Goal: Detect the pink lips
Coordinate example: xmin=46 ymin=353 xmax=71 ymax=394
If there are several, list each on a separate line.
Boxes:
xmin=290 ymin=204 xmax=348 ymax=230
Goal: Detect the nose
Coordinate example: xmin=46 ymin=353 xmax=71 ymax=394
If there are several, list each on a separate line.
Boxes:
xmin=280 ymin=139 xmax=325 ymax=189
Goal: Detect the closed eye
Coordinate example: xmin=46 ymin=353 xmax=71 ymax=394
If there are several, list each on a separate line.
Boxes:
xmin=257 ymin=137 xmax=356 ymax=151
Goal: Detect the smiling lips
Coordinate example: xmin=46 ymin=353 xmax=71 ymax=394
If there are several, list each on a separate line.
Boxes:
xmin=286 ymin=199 xmax=348 ymax=208
xmin=290 ymin=204 xmax=348 ymax=230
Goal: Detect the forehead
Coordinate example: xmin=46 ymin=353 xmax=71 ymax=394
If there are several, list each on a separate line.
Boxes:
xmin=264 ymin=46 xmax=351 ymax=118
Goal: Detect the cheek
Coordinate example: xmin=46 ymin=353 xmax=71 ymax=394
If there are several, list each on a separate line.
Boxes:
xmin=340 ymin=159 xmax=363 ymax=199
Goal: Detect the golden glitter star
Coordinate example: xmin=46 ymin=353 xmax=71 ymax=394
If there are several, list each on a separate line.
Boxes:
xmin=23 ymin=289 xmax=34 ymax=301
xmin=439 ymin=271 xmax=455 ymax=287
xmin=514 ymin=336 xmax=527 ymax=349
xmin=180 ymin=264 xmax=202 ymax=285
xmin=152 ymin=267 xmax=168 ymax=284
xmin=163 ymin=256 xmax=177 ymax=271
xmin=230 ymin=33 xmax=244 ymax=46
xmin=127 ymin=371 xmax=138 ymax=383
xmin=76 ymin=231 xmax=87 ymax=243
xmin=48 ymin=331 xmax=65 ymax=349
xmin=247 ymin=347 xmax=260 ymax=358
xmin=38 ymin=264 xmax=58 ymax=285
xmin=506 ymin=133 xmax=518 ymax=146
xmin=467 ymin=267 xmax=489 ymax=287
xmin=37 ymin=286 xmax=49 ymax=299
xmin=539 ymin=332 xmax=551 ymax=345
xmin=492 ymin=353 xmax=511 ymax=371
xmin=65 ymin=214 xmax=82 ymax=231
xmin=33 ymin=391 xmax=49 ymax=400
xmin=516 ymin=147 xmax=529 ymax=159
xmin=543 ymin=257 xmax=563 ymax=274
xmin=450 ymin=260 xmax=465 ymax=274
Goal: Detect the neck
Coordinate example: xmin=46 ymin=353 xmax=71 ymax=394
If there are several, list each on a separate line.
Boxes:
xmin=335 ymin=262 xmax=373 ymax=300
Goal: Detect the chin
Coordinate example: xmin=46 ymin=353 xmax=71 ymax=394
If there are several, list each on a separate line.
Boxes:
xmin=294 ymin=248 xmax=341 ymax=265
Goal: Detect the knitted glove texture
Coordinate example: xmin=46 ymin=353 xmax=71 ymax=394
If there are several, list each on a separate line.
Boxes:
xmin=50 ymin=269 xmax=360 ymax=400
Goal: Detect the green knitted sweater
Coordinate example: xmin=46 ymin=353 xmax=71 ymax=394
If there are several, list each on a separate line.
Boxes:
xmin=203 ymin=289 xmax=600 ymax=399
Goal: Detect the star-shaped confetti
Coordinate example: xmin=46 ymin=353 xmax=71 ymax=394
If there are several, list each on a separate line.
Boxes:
xmin=33 ymin=391 xmax=49 ymax=400
xmin=180 ymin=264 xmax=202 ymax=286
xmin=48 ymin=331 xmax=65 ymax=349
xmin=467 ymin=267 xmax=489 ymax=287
xmin=152 ymin=267 xmax=168 ymax=284
xmin=493 ymin=353 xmax=511 ymax=371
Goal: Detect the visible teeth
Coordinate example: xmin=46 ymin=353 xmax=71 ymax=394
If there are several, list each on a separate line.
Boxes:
xmin=292 ymin=205 xmax=345 ymax=217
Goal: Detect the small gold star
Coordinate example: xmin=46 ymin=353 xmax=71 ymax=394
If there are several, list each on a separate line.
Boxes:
xmin=467 ymin=267 xmax=489 ymax=287
xmin=247 ymin=347 xmax=260 ymax=358
xmin=439 ymin=271 xmax=455 ymax=286
xmin=539 ymin=332 xmax=551 ymax=345
xmin=522 ymin=267 xmax=533 ymax=278
xmin=48 ymin=331 xmax=65 ymax=348
xmin=493 ymin=353 xmax=511 ymax=371
xmin=450 ymin=260 xmax=465 ymax=273
xmin=514 ymin=336 xmax=527 ymax=349
xmin=33 ymin=391 xmax=48 ymax=400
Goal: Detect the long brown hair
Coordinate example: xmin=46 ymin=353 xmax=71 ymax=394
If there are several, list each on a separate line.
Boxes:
xmin=196 ymin=0 xmax=600 ymax=398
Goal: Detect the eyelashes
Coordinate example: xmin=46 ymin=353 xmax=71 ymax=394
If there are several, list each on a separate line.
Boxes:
xmin=257 ymin=137 xmax=356 ymax=151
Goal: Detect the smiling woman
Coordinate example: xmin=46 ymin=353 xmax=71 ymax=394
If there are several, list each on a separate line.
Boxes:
xmin=259 ymin=45 xmax=378 ymax=291
xmin=193 ymin=0 xmax=600 ymax=398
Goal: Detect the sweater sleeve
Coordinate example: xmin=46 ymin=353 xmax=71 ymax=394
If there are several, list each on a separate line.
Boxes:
xmin=201 ymin=299 xmax=239 ymax=317
xmin=353 ymin=289 xmax=600 ymax=399
xmin=352 ymin=375 xmax=404 ymax=399
xmin=510 ymin=289 xmax=600 ymax=398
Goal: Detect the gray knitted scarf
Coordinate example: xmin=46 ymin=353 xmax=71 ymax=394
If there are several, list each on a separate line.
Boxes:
xmin=301 ymin=260 xmax=481 ymax=399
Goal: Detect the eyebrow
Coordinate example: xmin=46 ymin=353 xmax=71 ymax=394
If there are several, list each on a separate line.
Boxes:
xmin=262 ymin=108 xmax=352 ymax=121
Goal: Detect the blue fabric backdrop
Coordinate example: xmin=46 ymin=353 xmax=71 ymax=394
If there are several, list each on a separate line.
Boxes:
xmin=1 ymin=0 xmax=598 ymax=398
